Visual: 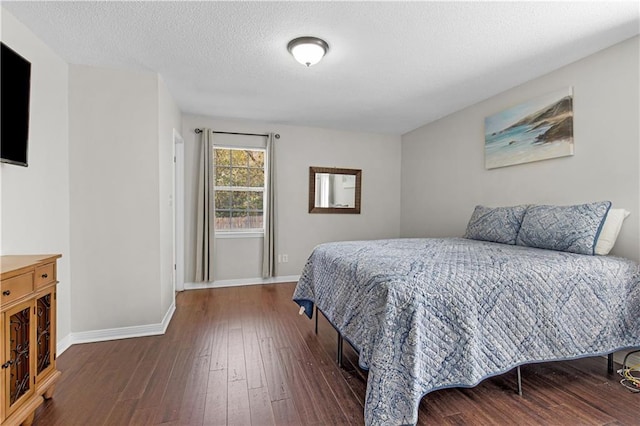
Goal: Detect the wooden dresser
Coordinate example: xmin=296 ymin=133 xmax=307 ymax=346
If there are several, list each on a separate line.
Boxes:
xmin=0 ymin=255 xmax=61 ymax=426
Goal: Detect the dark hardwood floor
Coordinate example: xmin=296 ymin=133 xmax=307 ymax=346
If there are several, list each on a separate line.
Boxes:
xmin=33 ymin=283 xmax=638 ymax=425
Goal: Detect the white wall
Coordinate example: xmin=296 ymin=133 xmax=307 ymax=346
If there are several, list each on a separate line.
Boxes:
xmin=0 ymin=8 xmax=72 ymax=346
xmin=157 ymin=77 xmax=182 ymax=314
xmin=69 ymin=64 xmax=162 ymax=331
xmin=182 ymin=115 xmax=402 ymax=283
xmin=401 ymin=36 xmax=640 ymax=262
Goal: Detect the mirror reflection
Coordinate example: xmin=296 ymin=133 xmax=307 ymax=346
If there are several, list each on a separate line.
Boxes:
xmin=314 ymin=173 xmax=356 ymax=208
xmin=309 ymin=167 xmax=361 ymax=214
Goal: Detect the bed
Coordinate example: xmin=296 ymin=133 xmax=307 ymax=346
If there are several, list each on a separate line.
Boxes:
xmin=293 ymin=203 xmax=640 ymax=426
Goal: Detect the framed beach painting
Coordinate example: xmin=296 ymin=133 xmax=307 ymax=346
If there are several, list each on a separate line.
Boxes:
xmin=485 ymin=87 xmax=574 ymax=169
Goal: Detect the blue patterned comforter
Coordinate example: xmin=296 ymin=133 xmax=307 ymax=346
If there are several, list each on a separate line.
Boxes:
xmin=292 ymin=238 xmax=640 ymax=425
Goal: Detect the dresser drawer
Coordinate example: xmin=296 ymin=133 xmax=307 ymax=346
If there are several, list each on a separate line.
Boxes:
xmin=35 ymin=263 xmax=55 ymax=288
xmin=1 ymin=272 xmax=33 ymax=306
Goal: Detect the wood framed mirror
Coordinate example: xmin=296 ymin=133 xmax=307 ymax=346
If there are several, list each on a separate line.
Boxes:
xmin=308 ymin=166 xmax=362 ymax=214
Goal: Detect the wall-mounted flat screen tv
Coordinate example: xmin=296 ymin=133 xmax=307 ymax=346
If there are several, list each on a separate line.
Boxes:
xmin=1 ymin=42 xmax=32 ymax=167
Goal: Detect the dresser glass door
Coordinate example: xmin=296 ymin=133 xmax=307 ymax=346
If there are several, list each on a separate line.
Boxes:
xmin=36 ymin=291 xmax=53 ymax=378
xmin=5 ymin=301 xmax=33 ymax=410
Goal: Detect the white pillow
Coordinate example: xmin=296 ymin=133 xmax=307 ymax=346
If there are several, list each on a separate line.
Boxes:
xmin=595 ymin=208 xmax=630 ymax=255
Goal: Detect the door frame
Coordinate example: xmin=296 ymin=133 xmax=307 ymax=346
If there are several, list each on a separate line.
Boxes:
xmin=173 ymin=129 xmax=185 ymax=292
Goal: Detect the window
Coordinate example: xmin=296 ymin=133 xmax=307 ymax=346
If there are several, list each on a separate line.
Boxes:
xmin=214 ymin=147 xmax=265 ymax=232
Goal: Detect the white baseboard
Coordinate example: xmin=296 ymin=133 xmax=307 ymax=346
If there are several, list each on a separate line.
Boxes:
xmin=56 ymin=302 xmax=176 ymax=356
xmin=56 ymin=334 xmax=74 ymax=356
xmin=184 ymin=275 xmax=300 ymax=290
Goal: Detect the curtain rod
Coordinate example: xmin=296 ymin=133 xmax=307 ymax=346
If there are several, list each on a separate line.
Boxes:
xmin=195 ymin=128 xmax=280 ymax=139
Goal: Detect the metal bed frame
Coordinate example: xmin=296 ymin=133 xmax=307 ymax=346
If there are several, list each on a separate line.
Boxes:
xmin=313 ymin=305 xmax=617 ymax=397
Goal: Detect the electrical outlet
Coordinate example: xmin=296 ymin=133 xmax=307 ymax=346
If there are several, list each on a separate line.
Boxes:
xmin=282 ymin=254 xmax=289 ymax=263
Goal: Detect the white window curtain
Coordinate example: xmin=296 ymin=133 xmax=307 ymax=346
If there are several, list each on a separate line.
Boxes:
xmin=195 ymin=129 xmax=215 ymax=282
xmin=318 ymin=174 xmax=330 ymax=207
xmin=262 ymin=133 xmax=276 ymax=278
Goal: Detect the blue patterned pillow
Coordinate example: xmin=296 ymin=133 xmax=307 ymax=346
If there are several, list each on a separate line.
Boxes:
xmin=515 ymin=201 xmax=611 ymax=255
xmin=464 ymin=205 xmax=528 ymax=245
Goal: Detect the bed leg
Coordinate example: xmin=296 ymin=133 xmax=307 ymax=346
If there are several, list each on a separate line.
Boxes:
xmin=516 ymin=366 xmax=522 ymax=396
xmin=337 ymin=334 xmax=343 ymax=367
xmin=607 ymin=353 xmax=614 ymax=374
xmin=315 ymin=306 xmax=318 ymax=335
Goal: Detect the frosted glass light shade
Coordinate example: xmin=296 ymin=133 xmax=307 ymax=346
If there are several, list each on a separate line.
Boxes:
xmin=287 ymin=37 xmax=329 ymax=67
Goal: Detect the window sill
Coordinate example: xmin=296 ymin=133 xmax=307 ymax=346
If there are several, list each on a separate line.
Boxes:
xmin=215 ymin=232 xmax=264 ymax=239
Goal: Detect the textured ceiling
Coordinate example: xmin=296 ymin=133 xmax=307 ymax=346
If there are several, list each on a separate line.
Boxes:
xmin=3 ymin=1 xmax=639 ymax=135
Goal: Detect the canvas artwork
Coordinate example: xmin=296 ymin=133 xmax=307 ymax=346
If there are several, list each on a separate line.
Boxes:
xmin=485 ymin=87 xmax=574 ymax=169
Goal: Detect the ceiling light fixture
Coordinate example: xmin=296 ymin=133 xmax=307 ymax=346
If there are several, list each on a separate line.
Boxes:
xmin=287 ymin=36 xmax=329 ymax=67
